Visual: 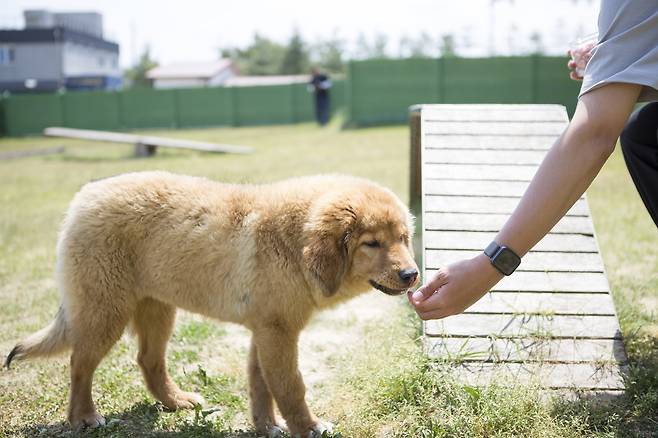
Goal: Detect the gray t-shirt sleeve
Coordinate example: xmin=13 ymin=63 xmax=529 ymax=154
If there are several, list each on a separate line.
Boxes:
xmin=580 ymin=0 xmax=658 ymax=102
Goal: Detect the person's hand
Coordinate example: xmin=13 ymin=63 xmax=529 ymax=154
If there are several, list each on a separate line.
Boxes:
xmin=567 ymin=51 xmax=584 ymax=81
xmin=407 ymin=253 xmax=504 ymax=320
xmin=567 ymin=44 xmax=593 ymax=81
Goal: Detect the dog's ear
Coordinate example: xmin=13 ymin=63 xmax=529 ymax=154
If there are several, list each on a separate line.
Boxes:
xmin=303 ymin=199 xmax=356 ymax=297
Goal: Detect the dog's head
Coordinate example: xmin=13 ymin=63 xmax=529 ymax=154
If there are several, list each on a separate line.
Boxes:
xmin=303 ymin=180 xmax=418 ymax=298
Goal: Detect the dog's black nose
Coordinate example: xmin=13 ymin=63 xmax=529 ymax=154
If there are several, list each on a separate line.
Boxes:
xmin=399 ymin=268 xmax=418 ymax=284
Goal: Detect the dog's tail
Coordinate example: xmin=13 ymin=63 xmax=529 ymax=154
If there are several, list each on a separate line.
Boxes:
xmin=5 ymin=305 xmax=70 ymax=369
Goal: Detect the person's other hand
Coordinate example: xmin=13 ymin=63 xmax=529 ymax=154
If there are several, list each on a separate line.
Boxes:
xmin=407 ymin=253 xmax=503 ymax=320
xmin=567 ymin=50 xmax=584 ymax=81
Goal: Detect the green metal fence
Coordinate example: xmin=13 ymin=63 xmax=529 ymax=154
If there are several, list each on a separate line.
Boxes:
xmin=0 ymin=80 xmax=346 ymax=136
xmin=0 ymin=56 xmax=580 ymax=136
xmin=346 ymin=56 xmax=581 ymax=126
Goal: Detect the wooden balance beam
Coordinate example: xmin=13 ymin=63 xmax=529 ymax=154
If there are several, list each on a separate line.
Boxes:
xmin=43 ymin=127 xmax=254 ymax=157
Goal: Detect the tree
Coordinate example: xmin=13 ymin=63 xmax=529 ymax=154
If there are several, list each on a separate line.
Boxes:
xmin=371 ymin=34 xmax=389 ymax=59
xmin=529 ymin=31 xmax=545 ymax=55
xmin=124 ymin=47 xmax=158 ymax=88
xmin=221 ymin=34 xmax=286 ymax=75
xmin=398 ymin=32 xmax=434 ymax=58
xmin=355 ymin=33 xmax=389 ymax=59
xmin=280 ymin=29 xmax=310 ymax=74
xmin=312 ymin=34 xmax=346 ymax=74
xmin=439 ymin=34 xmax=457 ymax=58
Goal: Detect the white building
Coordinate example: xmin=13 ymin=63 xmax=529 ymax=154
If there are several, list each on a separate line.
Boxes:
xmin=0 ymin=10 xmax=121 ymax=93
xmin=147 ymin=60 xmax=235 ymax=89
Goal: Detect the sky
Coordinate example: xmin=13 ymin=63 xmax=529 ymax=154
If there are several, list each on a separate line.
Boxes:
xmin=2 ymin=0 xmax=601 ymax=68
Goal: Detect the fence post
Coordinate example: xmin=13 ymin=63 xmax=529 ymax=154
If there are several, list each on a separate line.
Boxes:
xmin=346 ymin=61 xmax=354 ymax=126
xmin=437 ymin=57 xmax=445 ymax=103
xmin=117 ymin=91 xmax=125 ymax=129
xmin=230 ymin=86 xmax=239 ymax=127
xmin=409 ymin=104 xmax=422 ymax=213
xmin=531 ymin=54 xmax=539 ymax=103
xmin=290 ymin=84 xmax=296 ymax=124
xmin=0 ymin=96 xmax=6 ymax=136
xmin=172 ymin=89 xmax=181 ymax=129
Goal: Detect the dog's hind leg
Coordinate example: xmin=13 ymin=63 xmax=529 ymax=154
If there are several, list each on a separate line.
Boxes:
xmin=67 ymin=298 xmax=132 ymax=429
xmin=248 ymin=337 xmax=284 ymax=435
xmin=133 ymin=298 xmax=204 ymax=410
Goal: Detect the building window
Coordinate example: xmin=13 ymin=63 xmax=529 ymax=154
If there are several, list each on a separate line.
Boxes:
xmin=0 ymin=46 xmax=15 ymax=65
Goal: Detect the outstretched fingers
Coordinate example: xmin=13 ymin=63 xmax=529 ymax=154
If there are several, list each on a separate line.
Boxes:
xmin=409 ymin=269 xmax=449 ymax=305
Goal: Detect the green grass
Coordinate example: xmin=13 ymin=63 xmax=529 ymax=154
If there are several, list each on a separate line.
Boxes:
xmin=0 ymin=121 xmax=656 ymax=437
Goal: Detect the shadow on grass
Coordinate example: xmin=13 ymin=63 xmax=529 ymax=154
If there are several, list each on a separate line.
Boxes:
xmin=17 ymin=402 xmax=261 ymax=438
xmin=52 ymin=152 xmax=189 ymax=163
xmin=550 ymin=333 xmax=658 ymax=437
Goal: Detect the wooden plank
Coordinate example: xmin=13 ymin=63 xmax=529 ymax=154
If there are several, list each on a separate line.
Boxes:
xmin=422 ymin=109 xmax=566 ymax=122
xmin=426 ymin=164 xmax=537 ymax=182
xmin=423 ymin=231 xmax=598 ymax=252
xmin=425 ymin=212 xmax=594 ymax=234
xmin=423 ymin=270 xmax=610 ymax=292
xmin=424 ymin=195 xmax=589 ymax=216
xmin=442 ymin=362 xmax=626 ymax=390
xmin=463 ymin=292 xmax=616 ymax=315
xmin=425 ymin=149 xmax=546 ymax=165
xmin=423 ymin=122 xmax=565 ymax=136
xmin=492 ymin=271 xmax=609 ymax=292
xmin=44 ymin=127 xmax=254 ymax=154
xmin=425 ymin=135 xmax=555 ymax=150
xmin=426 ymin=250 xmax=604 ymax=273
xmin=425 ymin=337 xmax=626 ymax=363
xmin=425 ymin=314 xmax=621 ymax=339
xmin=422 ymin=104 xmax=567 ymax=112
xmin=424 ymin=179 xmax=531 ymax=197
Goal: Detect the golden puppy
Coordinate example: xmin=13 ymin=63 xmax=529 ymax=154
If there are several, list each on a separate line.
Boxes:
xmin=6 ymin=171 xmax=418 ymax=437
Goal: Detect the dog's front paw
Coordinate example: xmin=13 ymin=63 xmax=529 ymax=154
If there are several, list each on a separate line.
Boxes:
xmin=165 ymin=390 xmax=205 ymax=410
xmin=71 ymin=411 xmax=106 ymax=430
xmin=266 ymin=424 xmax=286 ymax=437
xmin=306 ymin=420 xmax=334 ymax=438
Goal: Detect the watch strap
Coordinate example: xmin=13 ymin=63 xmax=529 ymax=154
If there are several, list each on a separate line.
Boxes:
xmin=484 ymin=241 xmax=500 ymax=258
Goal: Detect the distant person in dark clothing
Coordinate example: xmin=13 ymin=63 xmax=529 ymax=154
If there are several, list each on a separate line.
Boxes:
xmin=309 ymin=67 xmax=332 ymax=126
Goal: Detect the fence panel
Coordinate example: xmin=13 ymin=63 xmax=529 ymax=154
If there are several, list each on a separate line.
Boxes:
xmin=4 ymin=93 xmax=63 ymax=136
xmin=119 ymin=88 xmax=177 ymax=129
xmin=62 ymin=91 xmax=121 ymax=130
xmin=0 ymin=99 xmax=6 ymax=136
xmin=233 ymin=85 xmax=295 ymax=126
xmin=534 ymin=57 xmax=581 ymax=116
xmin=443 ymin=57 xmax=534 ymax=104
xmin=176 ymin=87 xmax=234 ymax=128
xmin=331 ymin=79 xmax=346 ymax=115
xmin=292 ymin=83 xmax=315 ymax=122
xmin=348 ymin=58 xmax=440 ymax=124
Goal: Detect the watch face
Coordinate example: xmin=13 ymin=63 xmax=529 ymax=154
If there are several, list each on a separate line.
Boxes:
xmin=493 ymin=248 xmax=521 ymax=275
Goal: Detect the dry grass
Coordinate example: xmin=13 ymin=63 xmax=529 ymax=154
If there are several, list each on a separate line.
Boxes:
xmin=0 ymin=121 xmax=656 ymax=437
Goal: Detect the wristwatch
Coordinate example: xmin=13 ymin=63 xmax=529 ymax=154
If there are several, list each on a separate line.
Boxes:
xmin=484 ymin=241 xmax=521 ymax=276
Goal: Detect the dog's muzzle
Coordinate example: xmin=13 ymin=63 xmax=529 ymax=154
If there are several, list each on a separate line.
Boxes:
xmin=369 ymin=279 xmax=408 ymax=296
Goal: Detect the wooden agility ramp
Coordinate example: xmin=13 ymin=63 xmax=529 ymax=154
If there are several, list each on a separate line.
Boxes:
xmin=412 ymin=104 xmax=627 ymax=393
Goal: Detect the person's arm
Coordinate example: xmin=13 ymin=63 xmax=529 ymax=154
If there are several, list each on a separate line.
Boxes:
xmin=409 ymin=82 xmax=642 ymax=320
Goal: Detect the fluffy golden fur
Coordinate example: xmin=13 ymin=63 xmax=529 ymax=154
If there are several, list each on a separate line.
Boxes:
xmin=6 ymin=171 xmax=418 ymax=436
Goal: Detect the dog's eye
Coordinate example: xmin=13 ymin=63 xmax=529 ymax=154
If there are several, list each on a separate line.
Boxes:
xmin=363 ymin=240 xmax=380 ymax=248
